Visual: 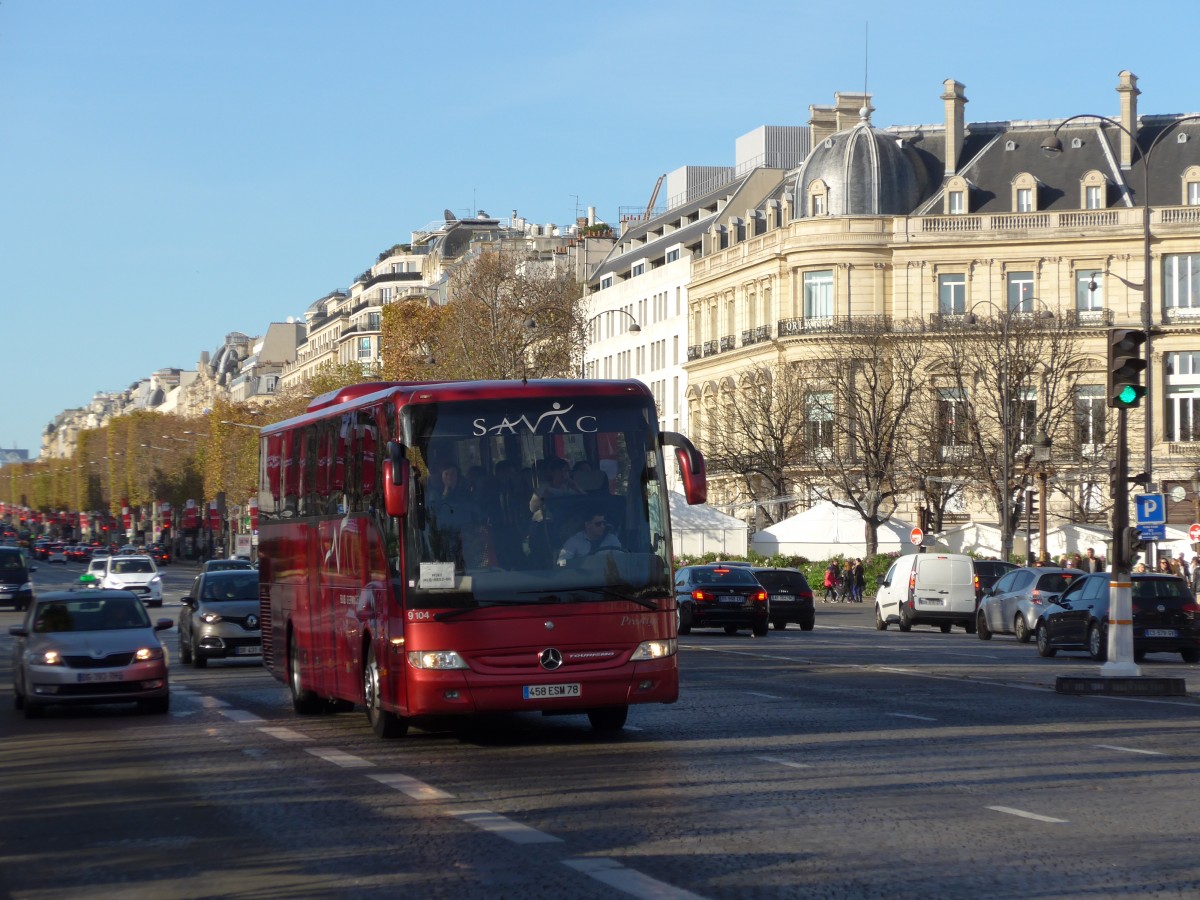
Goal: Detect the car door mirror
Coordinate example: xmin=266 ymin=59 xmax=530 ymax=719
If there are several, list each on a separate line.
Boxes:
xmin=180 ymin=597 xmax=195 ymax=608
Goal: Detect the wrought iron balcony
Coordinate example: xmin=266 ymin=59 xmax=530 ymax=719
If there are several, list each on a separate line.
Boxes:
xmin=1074 ymin=308 xmax=1113 ymax=327
xmin=777 ymin=315 xmax=892 ymax=337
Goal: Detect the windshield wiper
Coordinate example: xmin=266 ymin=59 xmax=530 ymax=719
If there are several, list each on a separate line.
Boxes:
xmin=434 ymin=596 xmax=563 ymax=622
xmin=563 ymin=587 xmax=662 ymax=611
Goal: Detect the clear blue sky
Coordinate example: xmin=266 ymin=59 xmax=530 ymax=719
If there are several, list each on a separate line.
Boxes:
xmin=1 ymin=0 xmax=1195 ymax=458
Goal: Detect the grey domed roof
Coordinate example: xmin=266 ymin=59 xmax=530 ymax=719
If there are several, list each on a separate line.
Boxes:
xmin=793 ymin=110 xmax=923 ymax=217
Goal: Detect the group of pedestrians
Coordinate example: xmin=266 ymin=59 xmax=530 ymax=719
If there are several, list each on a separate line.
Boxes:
xmin=822 ymin=558 xmax=866 ymax=603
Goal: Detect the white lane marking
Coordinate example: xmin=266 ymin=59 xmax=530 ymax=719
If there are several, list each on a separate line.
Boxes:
xmin=746 ymin=691 xmax=783 ymax=700
xmin=624 ymin=725 xmax=643 ymax=731
xmin=219 ymin=709 xmax=264 ymax=723
xmin=888 ymin=713 xmax=937 ymax=722
xmin=307 ymin=748 xmax=374 ymax=768
xmin=258 ymin=727 xmax=312 ymax=742
xmin=198 ymin=696 xmax=229 ymax=708
xmin=367 ymin=772 xmax=454 ymax=800
xmin=987 ymin=806 xmax=1068 ymax=824
xmin=565 ymin=857 xmax=707 ymax=899
xmin=1095 ymin=743 xmax=1166 ymax=756
xmin=449 ymin=808 xmax=561 ymax=844
xmin=757 ymin=755 xmax=812 ymax=769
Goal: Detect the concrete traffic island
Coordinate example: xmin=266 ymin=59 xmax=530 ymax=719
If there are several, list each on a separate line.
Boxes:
xmin=1055 ymin=675 xmax=1187 ymax=696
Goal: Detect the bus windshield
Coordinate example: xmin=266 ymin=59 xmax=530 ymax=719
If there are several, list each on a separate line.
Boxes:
xmin=402 ymin=395 xmax=671 ymax=609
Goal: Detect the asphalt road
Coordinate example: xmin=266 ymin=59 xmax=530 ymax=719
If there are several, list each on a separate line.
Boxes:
xmin=5 ymin=568 xmax=1200 ymax=898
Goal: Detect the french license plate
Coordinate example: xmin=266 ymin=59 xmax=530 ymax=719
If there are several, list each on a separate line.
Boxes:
xmin=0 ymin=593 xmax=10 ymax=600
xmin=771 ymin=594 xmax=794 ymax=604
xmin=719 ymin=595 xmax=744 ymax=604
xmin=1145 ymin=629 xmax=1178 ymax=638
xmin=77 ymin=672 xmax=123 ymax=683
xmin=523 ymin=683 xmax=581 ymax=699
xmin=920 ymin=597 xmax=945 ymax=606
xmin=235 ymin=646 xmax=262 ymax=656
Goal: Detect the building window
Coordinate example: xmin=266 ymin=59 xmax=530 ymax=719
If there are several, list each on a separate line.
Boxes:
xmin=1085 ymin=186 xmax=1103 ymax=209
xmin=811 ymin=193 xmax=826 ymax=215
xmin=805 ymin=392 xmax=834 ymax=457
xmin=937 ymin=388 xmax=968 ymax=452
xmin=1166 ymin=351 xmax=1200 ymax=442
xmin=1007 ymin=271 xmax=1035 ymax=312
xmin=358 ymin=337 xmax=372 ymax=359
xmin=600 ymin=276 xmax=612 ymax=290
xmin=1016 ymin=188 xmax=1034 ymax=212
xmin=1189 ymin=182 xmax=1200 ymax=206
xmin=1014 ymin=388 xmax=1037 ymax=445
xmin=948 ymin=190 xmax=965 ymax=214
xmin=808 ymin=179 xmax=829 ymax=217
xmin=1076 ymin=385 xmax=1106 ymax=447
xmin=631 ymin=263 xmax=644 ymax=277
xmin=1164 ymin=254 xmax=1200 ymax=309
xmin=366 ymin=312 xmax=381 ymax=330
xmin=938 ymin=274 xmax=967 ymax=315
xmin=803 ymin=270 xmax=834 ymax=319
xmin=666 ymin=248 xmax=680 ymax=263
xmin=1076 ymin=269 xmax=1103 ymax=311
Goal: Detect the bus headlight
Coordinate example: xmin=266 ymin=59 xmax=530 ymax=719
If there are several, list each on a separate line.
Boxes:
xmin=630 ymin=639 xmax=676 ymax=661
xmin=407 ymin=650 xmax=468 ymax=670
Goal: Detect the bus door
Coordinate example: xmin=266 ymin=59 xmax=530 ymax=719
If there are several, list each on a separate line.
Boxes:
xmin=365 ymin=522 xmax=405 ymax=715
xmin=317 ymin=517 xmax=367 ymax=701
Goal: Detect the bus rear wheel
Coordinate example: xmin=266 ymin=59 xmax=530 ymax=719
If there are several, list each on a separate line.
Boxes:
xmin=587 ymin=705 xmax=628 ymax=732
xmin=364 ymin=646 xmax=408 ymax=739
xmin=289 ymin=633 xmax=323 ymax=715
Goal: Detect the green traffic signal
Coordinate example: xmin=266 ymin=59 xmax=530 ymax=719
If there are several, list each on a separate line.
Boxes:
xmin=1107 ymin=327 xmax=1148 ymax=409
xmin=1114 ymin=383 xmax=1147 ymax=408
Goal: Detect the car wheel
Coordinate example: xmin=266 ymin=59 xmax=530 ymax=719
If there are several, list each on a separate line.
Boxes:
xmin=13 ymin=687 xmax=24 ymax=710
xmin=289 ymin=632 xmax=323 ymax=715
xmin=898 ymin=608 xmax=913 ymax=633
xmin=939 ymin=623 xmax=952 ymax=634
xmin=587 ymin=706 xmax=628 ymax=732
xmin=772 ymin=620 xmax=787 ymax=631
xmin=1181 ymin=648 xmax=1200 ymax=664
xmin=178 ymin=636 xmax=192 ymax=664
xmin=1036 ymin=621 xmax=1057 ymax=658
xmin=678 ymin=604 xmax=692 ymax=636
xmin=1087 ymin=622 xmax=1107 ymax=661
xmin=724 ymin=624 xmax=740 ymax=635
xmin=874 ymin=605 xmax=887 ymax=631
xmin=752 ymin=621 xmax=769 ymax=637
xmin=964 ymin=617 xmax=976 ymax=634
xmin=977 ymin=612 xmax=992 ymax=640
xmin=800 ymin=616 xmax=815 ymax=632
xmin=364 ymin=645 xmax=408 ymax=738
xmin=190 ymin=642 xmax=208 ymax=669
xmin=1014 ymin=614 xmax=1032 ymax=644
xmin=138 ymin=695 xmax=170 ymax=715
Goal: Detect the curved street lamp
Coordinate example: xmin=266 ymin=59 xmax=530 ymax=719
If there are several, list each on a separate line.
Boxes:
xmin=580 ymin=309 xmax=641 ymax=378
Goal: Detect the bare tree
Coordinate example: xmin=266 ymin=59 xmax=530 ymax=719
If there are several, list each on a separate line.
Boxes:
xmin=932 ymin=311 xmax=1089 ymax=561
xmin=803 ymin=318 xmax=934 ymax=556
xmin=699 ymin=363 xmax=811 ymax=526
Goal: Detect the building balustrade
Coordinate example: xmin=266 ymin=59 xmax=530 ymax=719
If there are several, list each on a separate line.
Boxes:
xmin=777 ymin=314 xmax=892 ymax=337
xmin=1075 ymin=308 xmax=1114 ymax=327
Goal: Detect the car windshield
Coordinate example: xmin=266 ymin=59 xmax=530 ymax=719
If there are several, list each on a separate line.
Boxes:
xmin=694 ymin=567 xmax=759 ymax=586
xmin=753 ymin=570 xmax=807 ymax=591
xmin=33 ymin=597 xmax=150 ymax=632
xmin=0 ymin=555 xmax=25 ymax=572
xmin=401 ymin=396 xmax=671 ymax=609
xmin=1133 ymin=578 xmax=1192 ymax=602
xmin=111 ymin=559 xmax=154 ymax=574
xmin=202 ymin=573 xmax=259 ymax=601
xmin=1037 ymin=573 xmax=1078 ymax=592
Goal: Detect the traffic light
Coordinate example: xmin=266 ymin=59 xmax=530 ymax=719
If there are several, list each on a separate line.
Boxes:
xmin=1120 ymin=525 xmax=1147 ymax=568
xmin=1026 ymin=488 xmax=1038 ymax=519
xmin=1107 ymin=328 xmax=1148 ymax=408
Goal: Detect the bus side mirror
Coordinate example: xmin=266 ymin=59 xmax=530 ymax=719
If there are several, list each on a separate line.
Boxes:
xmin=383 ymin=441 xmax=409 ymax=518
xmin=661 ymin=431 xmax=707 ymax=505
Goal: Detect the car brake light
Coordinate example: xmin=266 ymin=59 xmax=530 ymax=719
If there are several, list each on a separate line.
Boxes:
xmin=753 ymin=590 xmax=768 ymax=602
xmin=799 ymin=589 xmax=813 ymax=601
xmin=692 ymin=590 xmax=710 ymax=601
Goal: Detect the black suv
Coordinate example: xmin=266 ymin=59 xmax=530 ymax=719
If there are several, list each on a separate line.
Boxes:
xmin=675 ymin=564 xmax=770 ymax=637
xmin=750 ymin=567 xmax=815 ymax=631
xmin=0 ymin=546 xmax=35 ymax=611
xmin=1036 ymin=572 xmax=1200 ymax=662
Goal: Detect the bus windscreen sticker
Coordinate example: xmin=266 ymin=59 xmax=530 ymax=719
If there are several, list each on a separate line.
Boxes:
xmin=419 ymin=562 xmax=455 ymax=590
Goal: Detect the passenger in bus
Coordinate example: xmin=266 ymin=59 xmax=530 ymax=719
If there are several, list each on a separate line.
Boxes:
xmin=530 ymin=457 xmax=582 ymax=522
xmin=426 ymin=463 xmax=484 ymax=569
xmin=557 ymin=510 xmax=622 ymax=566
xmin=572 ymin=459 xmax=609 ymax=494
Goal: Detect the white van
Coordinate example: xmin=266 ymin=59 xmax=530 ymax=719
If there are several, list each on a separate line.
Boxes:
xmin=874 ymin=552 xmax=977 ymax=633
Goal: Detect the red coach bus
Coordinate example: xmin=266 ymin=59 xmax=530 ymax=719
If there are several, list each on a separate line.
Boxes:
xmin=258 ymin=379 xmax=706 ymax=738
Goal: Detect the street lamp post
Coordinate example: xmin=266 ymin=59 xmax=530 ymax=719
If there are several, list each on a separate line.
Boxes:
xmin=580 ymin=309 xmax=641 ymax=378
xmin=1033 ymin=433 xmax=1053 ymax=564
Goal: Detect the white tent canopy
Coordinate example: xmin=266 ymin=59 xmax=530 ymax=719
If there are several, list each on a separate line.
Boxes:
xmin=669 ymin=492 xmax=748 ymax=558
xmin=750 ymin=501 xmax=916 ymax=559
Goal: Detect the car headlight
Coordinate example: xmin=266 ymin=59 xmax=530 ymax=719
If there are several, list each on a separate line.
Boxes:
xmin=631 ymin=639 xmax=676 ymax=660
xmin=407 ymin=650 xmax=468 ymax=670
xmin=32 ymin=650 xmax=64 ymax=666
xmin=199 ymin=612 xmax=222 ymax=624
xmin=135 ymin=647 xmax=164 ymax=661
xmin=20 ymin=581 xmax=32 ymax=592
xmin=150 ymin=576 xmax=162 ymax=586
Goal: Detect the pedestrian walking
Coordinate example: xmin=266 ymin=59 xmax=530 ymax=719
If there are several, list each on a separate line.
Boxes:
xmin=1190 ymin=557 xmax=1200 ymax=595
xmin=839 ymin=560 xmax=854 ymax=602
xmin=1084 ymin=547 xmax=1105 ymax=573
xmin=823 ymin=562 xmax=839 ymax=602
xmin=852 ymin=558 xmax=866 ymax=603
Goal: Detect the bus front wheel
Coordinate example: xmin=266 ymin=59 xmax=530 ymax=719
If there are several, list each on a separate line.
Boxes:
xmin=289 ymin=633 xmax=323 ymax=715
xmin=364 ymin=646 xmax=408 ymax=739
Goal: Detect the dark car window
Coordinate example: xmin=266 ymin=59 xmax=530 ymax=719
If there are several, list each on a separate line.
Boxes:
xmin=1036 ymin=572 xmax=1078 ymax=593
xmin=1082 ymin=575 xmax=1109 ymax=602
xmin=1010 ymin=571 xmax=1035 ymax=591
xmin=1059 ymin=577 xmax=1088 ymax=603
xmin=693 ymin=567 xmax=759 ymax=586
xmin=992 ymin=571 xmax=1018 ymax=593
xmin=752 ymin=570 xmax=809 ymax=592
xmin=201 ymin=573 xmax=259 ymax=601
xmin=1132 ymin=577 xmax=1192 ymax=603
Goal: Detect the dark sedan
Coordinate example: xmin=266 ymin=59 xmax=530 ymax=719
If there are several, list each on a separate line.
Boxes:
xmin=750 ymin=566 xmax=815 ymax=631
xmin=675 ymin=564 xmax=769 ymax=637
xmin=1035 ymin=572 xmax=1200 ymax=662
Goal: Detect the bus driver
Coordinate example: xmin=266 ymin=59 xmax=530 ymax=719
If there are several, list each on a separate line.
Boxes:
xmin=557 ymin=510 xmax=621 ymax=566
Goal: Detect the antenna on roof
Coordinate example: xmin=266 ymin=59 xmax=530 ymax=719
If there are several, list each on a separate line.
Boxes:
xmin=862 ymin=21 xmax=869 ymax=118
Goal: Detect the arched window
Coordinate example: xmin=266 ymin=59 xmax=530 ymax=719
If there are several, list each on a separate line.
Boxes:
xmin=943 ymin=175 xmax=970 ymax=215
xmin=1080 ymin=170 xmax=1109 ymax=210
xmin=1183 ymin=166 xmax=1200 ymax=206
xmin=1011 ymin=173 xmax=1039 ymax=213
xmin=808 ymin=179 xmax=830 ymax=216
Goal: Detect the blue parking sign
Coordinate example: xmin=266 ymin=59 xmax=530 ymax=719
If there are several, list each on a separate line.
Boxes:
xmin=1135 ymin=493 xmax=1166 ymax=525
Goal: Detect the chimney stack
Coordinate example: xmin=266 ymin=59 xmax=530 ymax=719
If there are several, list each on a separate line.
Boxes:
xmin=941 ymin=79 xmax=968 ymax=176
xmin=1117 ymin=70 xmax=1140 ymax=171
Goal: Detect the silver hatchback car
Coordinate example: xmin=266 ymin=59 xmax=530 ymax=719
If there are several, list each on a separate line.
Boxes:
xmin=976 ymin=566 xmax=1085 ymax=642
xmin=178 ymin=570 xmax=262 ymax=668
xmin=10 ymin=590 xmax=172 ymax=718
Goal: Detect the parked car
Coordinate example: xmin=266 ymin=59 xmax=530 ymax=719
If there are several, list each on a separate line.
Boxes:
xmin=675 ymin=564 xmax=770 ymax=637
xmin=977 ymin=567 xmax=1084 ymax=642
xmin=9 ymin=590 xmax=172 ymax=718
xmin=875 ymin=552 xmax=978 ymax=633
xmin=972 ymin=559 xmax=1018 ymax=606
xmin=178 ymin=570 xmax=263 ymax=667
xmin=1035 ymin=572 xmax=1200 ymax=662
xmin=99 ymin=555 xmax=164 ymax=607
xmin=750 ymin=566 xmax=815 ymax=631
xmin=0 ymin=546 xmax=36 ymax=611
xmin=201 ymin=558 xmax=254 ymax=573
